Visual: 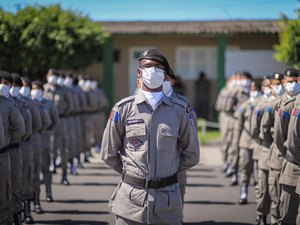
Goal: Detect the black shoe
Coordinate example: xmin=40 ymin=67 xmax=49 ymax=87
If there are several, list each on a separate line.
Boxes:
xmin=77 ymin=163 xmax=84 ymax=169
xmin=23 ymin=201 xmax=34 ymax=224
xmin=70 ymin=165 xmax=79 ymax=176
xmin=34 ymin=204 xmax=44 ymax=214
xmin=13 ymin=212 xmax=23 ymax=225
xmin=46 ymin=195 xmax=53 ymax=202
xmin=238 ymin=197 xmax=247 ymax=204
xmin=61 ymin=178 xmax=70 ymax=185
xmin=253 ymin=215 xmax=267 ymax=225
xmin=34 ymin=192 xmax=44 ymax=214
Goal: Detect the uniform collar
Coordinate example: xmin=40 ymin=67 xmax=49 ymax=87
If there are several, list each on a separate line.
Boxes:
xmin=135 ymin=89 xmax=172 ymax=107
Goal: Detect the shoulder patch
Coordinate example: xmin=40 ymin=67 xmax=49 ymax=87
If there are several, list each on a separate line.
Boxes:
xmin=109 ymin=109 xmax=119 ymax=122
xmin=115 ymin=95 xmax=135 ymax=107
xmin=265 ymin=106 xmax=271 ymax=113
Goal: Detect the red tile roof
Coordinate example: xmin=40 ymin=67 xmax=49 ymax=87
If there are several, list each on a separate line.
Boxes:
xmin=100 ymin=20 xmax=281 ymax=35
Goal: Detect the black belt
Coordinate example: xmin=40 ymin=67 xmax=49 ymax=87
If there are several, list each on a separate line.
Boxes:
xmin=0 ymin=146 xmax=9 ymax=154
xmin=122 ymin=172 xmax=177 ymax=189
xmin=8 ymin=143 xmax=19 ymax=149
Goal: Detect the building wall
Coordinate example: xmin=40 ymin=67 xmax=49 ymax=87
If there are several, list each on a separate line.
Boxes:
xmin=84 ymin=33 xmax=278 ymax=119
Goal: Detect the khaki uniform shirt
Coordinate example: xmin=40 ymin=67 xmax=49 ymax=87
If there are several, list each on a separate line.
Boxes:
xmin=0 ymin=96 xmax=25 ymax=146
xmin=101 ymin=91 xmax=200 ymax=224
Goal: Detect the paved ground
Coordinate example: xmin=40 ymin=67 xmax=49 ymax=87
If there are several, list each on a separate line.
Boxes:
xmin=33 ymin=142 xmax=260 ymax=225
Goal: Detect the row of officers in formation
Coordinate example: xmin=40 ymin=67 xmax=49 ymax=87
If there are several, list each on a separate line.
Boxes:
xmin=0 ymin=69 xmax=108 ymax=225
xmin=215 ymin=68 xmax=300 ymax=225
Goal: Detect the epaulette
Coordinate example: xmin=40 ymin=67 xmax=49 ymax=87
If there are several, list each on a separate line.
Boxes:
xmin=169 ymin=97 xmax=187 ymax=108
xmin=283 ymin=96 xmax=296 ymax=106
xmin=115 ymin=95 xmax=135 ymax=107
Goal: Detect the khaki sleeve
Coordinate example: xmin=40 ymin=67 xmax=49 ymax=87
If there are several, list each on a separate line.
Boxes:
xmin=31 ymin=103 xmax=42 ymax=134
xmin=101 ymin=105 xmax=124 ymax=174
xmin=0 ymin=116 xmax=4 ymax=149
xmin=259 ymin=104 xmax=274 ymax=146
xmin=40 ymin=107 xmax=52 ymax=132
xmin=49 ymin=102 xmax=59 ymax=132
xmin=273 ymin=104 xmax=292 ymax=155
xmin=21 ymin=108 xmax=32 ymax=142
xmin=286 ymin=106 xmax=300 ymax=163
xmin=10 ymin=104 xmax=25 ymax=144
xmin=178 ymin=107 xmax=200 ymax=172
xmin=250 ymin=104 xmax=263 ymax=140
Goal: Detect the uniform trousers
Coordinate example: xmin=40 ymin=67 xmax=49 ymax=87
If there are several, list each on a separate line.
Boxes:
xmin=177 ymin=171 xmax=187 ymax=206
xmin=20 ymin=141 xmax=34 ymax=200
xmin=53 ymin=118 xmax=68 ymax=169
xmin=66 ymin=116 xmax=76 ymax=160
xmin=239 ymin=148 xmax=253 ymax=186
xmin=41 ymin=133 xmax=52 ymax=189
xmin=253 ymin=159 xmax=260 ymax=201
xmin=268 ymin=168 xmax=281 ymax=225
xmin=256 ymin=169 xmax=271 ymax=216
xmin=115 ymin=215 xmax=182 ymax=225
xmin=0 ymin=152 xmax=13 ymax=225
xmin=74 ymin=116 xmax=83 ymax=157
xmin=279 ymin=185 xmax=298 ymax=225
xmin=296 ymin=178 xmax=300 ymax=225
xmin=31 ymin=133 xmax=42 ymax=195
xmin=9 ymin=147 xmax=23 ymax=213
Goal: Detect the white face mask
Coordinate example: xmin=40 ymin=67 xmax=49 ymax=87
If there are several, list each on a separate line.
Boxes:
xmin=10 ymin=86 xmax=20 ymax=97
xmin=19 ymin=86 xmax=31 ymax=97
xmin=56 ymin=77 xmax=65 ymax=86
xmin=0 ymin=84 xmax=10 ymax=97
xmin=264 ymin=87 xmax=272 ymax=97
xmin=141 ymin=67 xmax=164 ymax=89
xmin=241 ymin=79 xmax=251 ymax=89
xmin=64 ymin=78 xmax=73 ymax=87
xmin=78 ymin=80 xmax=85 ymax=87
xmin=272 ymin=84 xmax=285 ymax=96
xmin=47 ymin=75 xmax=58 ymax=85
xmin=31 ymin=89 xmax=43 ymax=100
xmin=162 ymin=81 xmax=172 ymax=94
xmin=285 ymin=81 xmax=300 ymax=96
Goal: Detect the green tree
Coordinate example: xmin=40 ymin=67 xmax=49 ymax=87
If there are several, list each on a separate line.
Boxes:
xmin=0 ymin=4 xmax=107 ymax=79
xmin=274 ymin=15 xmax=300 ymax=69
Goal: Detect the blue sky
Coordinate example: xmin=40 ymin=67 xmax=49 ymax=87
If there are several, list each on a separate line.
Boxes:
xmin=0 ymin=0 xmax=298 ymax=21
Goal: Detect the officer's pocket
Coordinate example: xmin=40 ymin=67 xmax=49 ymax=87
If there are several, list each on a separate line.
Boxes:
xmin=117 ymin=182 xmax=147 ymax=208
xmin=125 ymin=124 xmax=146 ymax=151
xmin=154 ymin=186 xmax=182 ymax=212
xmin=158 ymin=124 xmax=179 ymax=152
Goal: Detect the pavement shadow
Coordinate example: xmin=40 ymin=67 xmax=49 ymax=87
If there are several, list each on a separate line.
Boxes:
xmin=186 ymin=183 xmax=223 ymax=188
xmin=187 ymin=174 xmax=217 ymax=179
xmin=184 ymin=200 xmax=235 ymax=205
xmin=81 ymin=165 xmax=111 ymax=170
xmin=77 ymin=173 xmax=120 ymax=177
xmin=43 ymin=210 xmax=109 ymax=215
xmin=35 ymin=219 xmax=108 ymax=225
xmin=53 ymin=199 xmax=109 ymax=204
xmin=189 ymin=168 xmax=215 ymax=172
xmin=184 ymin=222 xmax=251 ymax=225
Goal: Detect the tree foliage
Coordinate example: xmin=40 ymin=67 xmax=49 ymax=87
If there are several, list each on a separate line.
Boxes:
xmin=274 ymin=15 xmax=300 ymax=69
xmin=0 ymin=4 xmax=107 ymax=79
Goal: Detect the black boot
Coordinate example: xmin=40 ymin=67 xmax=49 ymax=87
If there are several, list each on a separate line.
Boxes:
xmin=253 ymin=215 xmax=267 ymax=225
xmin=23 ymin=201 xmax=34 ymax=224
xmin=231 ymin=173 xmax=238 ymax=186
xmin=13 ymin=212 xmax=23 ymax=225
xmin=238 ymin=185 xmax=248 ymax=204
xmin=46 ymin=184 xmax=53 ymax=202
xmin=34 ymin=192 xmax=44 ymax=214
xmin=60 ymin=168 xmax=70 ymax=185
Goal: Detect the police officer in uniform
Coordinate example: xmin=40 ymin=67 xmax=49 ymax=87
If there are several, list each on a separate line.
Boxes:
xmin=237 ymin=80 xmax=262 ymax=204
xmin=6 ymin=72 xmax=32 ymax=225
xmin=32 ymin=80 xmax=59 ymax=202
xmin=259 ymin=73 xmax=285 ymax=225
xmin=101 ymin=49 xmax=200 ymax=225
xmin=251 ymin=76 xmax=273 ymax=225
xmin=273 ymin=68 xmax=300 ymax=224
xmin=19 ymin=76 xmax=43 ymax=224
xmin=0 ymin=71 xmax=25 ymax=225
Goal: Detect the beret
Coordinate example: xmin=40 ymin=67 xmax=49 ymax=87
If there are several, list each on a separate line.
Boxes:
xmin=272 ymin=72 xmax=284 ymax=80
xmin=139 ymin=49 xmax=170 ymax=71
xmin=21 ymin=77 xmax=32 ymax=85
xmin=31 ymin=80 xmax=44 ymax=89
xmin=11 ymin=73 xmax=23 ymax=86
xmin=241 ymin=71 xmax=252 ymax=80
xmin=0 ymin=71 xmax=12 ymax=83
xmin=284 ymin=68 xmax=299 ymax=77
xmin=168 ymin=67 xmax=176 ymax=80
